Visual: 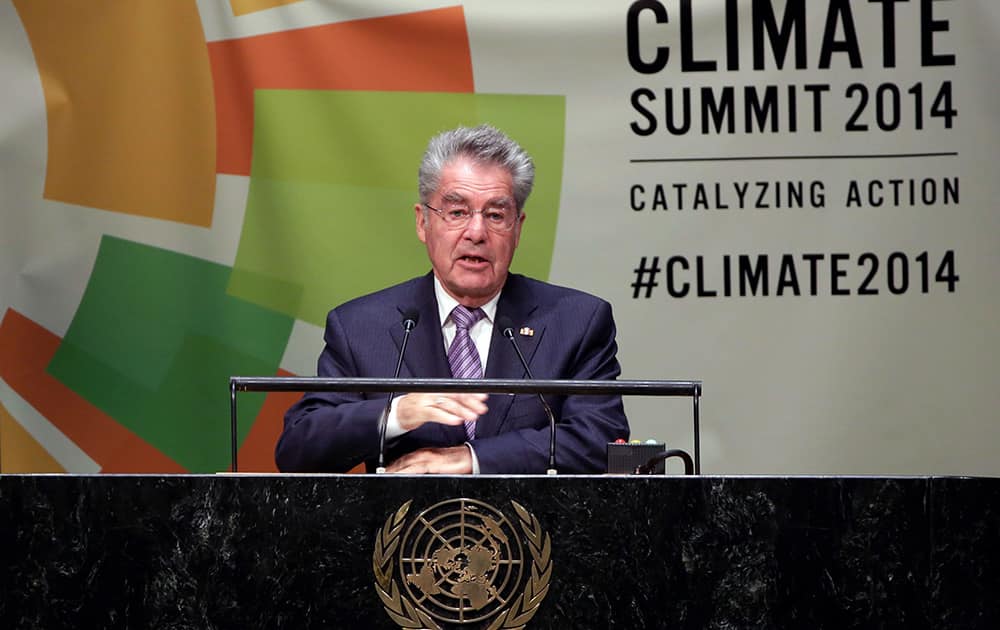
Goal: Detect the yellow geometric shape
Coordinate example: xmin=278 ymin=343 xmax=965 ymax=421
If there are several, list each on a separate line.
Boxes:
xmin=0 ymin=401 xmax=66 ymax=473
xmin=13 ymin=0 xmax=216 ymax=226
xmin=230 ymin=0 xmax=303 ymax=17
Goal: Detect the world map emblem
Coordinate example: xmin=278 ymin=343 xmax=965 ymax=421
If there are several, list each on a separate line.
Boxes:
xmin=373 ymin=498 xmax=552 ymax=629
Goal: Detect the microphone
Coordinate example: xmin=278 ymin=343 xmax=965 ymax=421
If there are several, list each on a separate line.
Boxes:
xmin=376 ymin=309 xmax=419 ymax=473
xmin=496 ymin=315 xmax=557 ymax=475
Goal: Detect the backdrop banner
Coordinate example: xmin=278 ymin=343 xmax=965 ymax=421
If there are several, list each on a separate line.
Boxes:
xmin=1 ymin=0 xmax=997 ymax=474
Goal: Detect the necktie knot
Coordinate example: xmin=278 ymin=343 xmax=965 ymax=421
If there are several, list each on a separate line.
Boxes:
xmin=451 ymin=305 xmax=485 ymax=331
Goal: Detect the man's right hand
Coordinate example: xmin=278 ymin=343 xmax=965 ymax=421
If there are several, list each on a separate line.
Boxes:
xmin=396 ymin=392 xmax=489 ymax=431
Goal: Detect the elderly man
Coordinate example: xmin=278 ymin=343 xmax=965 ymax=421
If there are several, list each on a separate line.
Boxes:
xmin=276 ymin=125 xmax=628 ymax=474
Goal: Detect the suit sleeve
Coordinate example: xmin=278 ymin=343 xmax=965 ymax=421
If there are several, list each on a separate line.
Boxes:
xmin=274 ymin=309 xmax=384 ymax=472
xmin=472 ymin=298 xmax=629 ymax=474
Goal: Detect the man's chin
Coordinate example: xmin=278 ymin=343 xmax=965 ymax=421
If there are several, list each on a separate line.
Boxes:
xmin=445 ymin=274 xmax=505 ymax=305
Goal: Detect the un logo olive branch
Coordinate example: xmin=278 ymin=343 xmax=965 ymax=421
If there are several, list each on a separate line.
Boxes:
xmin=374 ymin=500 xmax=438 ymax=628
xmin=485 ymin=501 xmax=552 ymax=630
xmin=373 ymin=499 xmax=552 ymax=629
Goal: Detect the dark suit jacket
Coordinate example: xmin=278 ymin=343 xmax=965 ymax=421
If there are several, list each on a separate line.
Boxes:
xmin=275 ymin=272 xmax=629 ymax=473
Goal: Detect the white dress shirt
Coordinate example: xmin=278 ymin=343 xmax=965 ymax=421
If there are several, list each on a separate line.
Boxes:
xmin=384 ymin=277 xmax=501 ymax=472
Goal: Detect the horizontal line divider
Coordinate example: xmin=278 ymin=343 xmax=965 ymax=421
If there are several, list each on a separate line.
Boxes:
xmin=230 ymin=377 xmax=701 ymax=397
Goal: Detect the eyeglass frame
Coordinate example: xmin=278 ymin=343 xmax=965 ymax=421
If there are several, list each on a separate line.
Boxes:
xmin=421 ymin=202 xmax=521 ymax=233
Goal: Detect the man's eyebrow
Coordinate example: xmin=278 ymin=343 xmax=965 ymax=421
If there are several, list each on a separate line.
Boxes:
xmin=486 ymin=195 xmax=515 ymax=208
xmin=441 ymin=191 xmax=467 ymax=203
xmin=439 ymin=192 xmax=514 ymax=207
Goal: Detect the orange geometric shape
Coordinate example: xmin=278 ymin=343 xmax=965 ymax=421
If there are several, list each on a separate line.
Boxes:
xmin=230 ymin=0 xmax=303 ymax=17
xmin=0 ymin=402 xmax=67 ymax=473
xmin=236 ymin=368 xmax=364 ymax=473
xmin=236 ymin=368 xmax=298 ymax=472
xmin=207 ymin=6 xmax=474 ymax=175
xmin=0 ymin=309 xmax=186 ymax=473
xmin=13 ymin=0 xmax=216 ymax=226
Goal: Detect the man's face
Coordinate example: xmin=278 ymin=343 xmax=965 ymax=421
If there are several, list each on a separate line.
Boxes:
xmin=415 ymin=157 xmax=525 ymax=307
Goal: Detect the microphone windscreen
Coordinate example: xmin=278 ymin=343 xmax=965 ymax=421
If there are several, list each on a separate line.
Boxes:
xmin=495 ymin=315 xmax=515 ymax=336
xmin=401 ymin=308 xmax=420 ymax=328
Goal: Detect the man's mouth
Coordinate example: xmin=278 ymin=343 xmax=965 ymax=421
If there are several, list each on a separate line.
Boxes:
xmin=458 ymin=255 xmax=488 ymax=265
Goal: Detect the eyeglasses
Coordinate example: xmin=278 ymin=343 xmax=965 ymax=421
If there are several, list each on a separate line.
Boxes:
xmin=423 ymin=202 xmax=519 ymax=232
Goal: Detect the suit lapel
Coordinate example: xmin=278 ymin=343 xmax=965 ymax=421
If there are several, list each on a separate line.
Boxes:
xmin=478 ymin=275 xmax=542 ymax=438
xmin=388 ymin=274 xmax=451 ymax=379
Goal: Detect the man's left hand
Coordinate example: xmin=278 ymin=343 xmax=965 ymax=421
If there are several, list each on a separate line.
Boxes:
xmin=385 ymin=446 xmax=473 ymax=474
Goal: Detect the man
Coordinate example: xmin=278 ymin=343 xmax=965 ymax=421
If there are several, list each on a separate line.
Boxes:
xmin=276 ymin=124 xmax=628 ymax=474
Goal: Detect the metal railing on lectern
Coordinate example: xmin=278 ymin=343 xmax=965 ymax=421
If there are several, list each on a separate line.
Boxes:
xmin=228 ymin=377 xmax=703 ymax=474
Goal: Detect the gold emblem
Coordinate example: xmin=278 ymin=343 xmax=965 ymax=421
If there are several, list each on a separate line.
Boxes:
xmin=518 ymin=327 xmax=534 ymax=337
xmin=373 ymin=498 xmax=552 ymax=629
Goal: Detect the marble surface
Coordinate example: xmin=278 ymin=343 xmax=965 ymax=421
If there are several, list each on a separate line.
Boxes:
xmin=1 ymin=475 xmax=997 ymax=629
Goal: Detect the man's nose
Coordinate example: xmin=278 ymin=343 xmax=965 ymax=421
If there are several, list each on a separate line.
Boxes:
xmin=462 ymin=211 xmax=488 ymax=239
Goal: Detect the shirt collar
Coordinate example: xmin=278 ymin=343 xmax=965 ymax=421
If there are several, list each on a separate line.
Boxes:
xmin=433 ymin=276 xmax=501 ymax=327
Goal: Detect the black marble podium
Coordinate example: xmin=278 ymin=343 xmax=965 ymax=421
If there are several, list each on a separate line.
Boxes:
xmin=1 ymin=475 xmax=997 ymax=629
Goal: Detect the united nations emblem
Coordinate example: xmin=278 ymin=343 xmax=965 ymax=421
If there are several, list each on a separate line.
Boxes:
xmin=373 ymin=498 xmax=552 ymax=629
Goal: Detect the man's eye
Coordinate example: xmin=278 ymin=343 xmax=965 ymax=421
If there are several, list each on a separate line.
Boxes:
xmin=485 ymin=210 xmax=508 ymax=223
xmin=446 ymin=208 xmax=470 ymax=219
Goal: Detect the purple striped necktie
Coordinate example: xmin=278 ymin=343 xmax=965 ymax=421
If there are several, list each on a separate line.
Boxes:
xmin=447 ymin=305 xmax=486 ymax=440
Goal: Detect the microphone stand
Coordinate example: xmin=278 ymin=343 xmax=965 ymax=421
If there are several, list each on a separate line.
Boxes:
xmin=501 ymin=325 xmax=557 ymax=475
xmin=376 ymin=315 xmax=417 ymax=473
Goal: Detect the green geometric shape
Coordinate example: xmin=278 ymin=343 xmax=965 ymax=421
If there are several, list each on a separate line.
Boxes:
xmin=47 ymin=236 xmax=292 ymax=472
xmin=230 ymin=89 xmax=565 ymax=325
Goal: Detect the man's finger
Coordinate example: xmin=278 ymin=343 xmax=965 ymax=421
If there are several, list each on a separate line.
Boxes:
xmin=430 ymin=393 xmax=488 ymax=419
xmin=386 ymin=446 xmax=472 ymax=474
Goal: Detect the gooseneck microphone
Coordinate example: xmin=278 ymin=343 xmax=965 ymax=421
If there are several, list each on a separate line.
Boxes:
xmin=496 ymin=315 xmax=557 ymax=475
xmin=376 ymin=309 xmax=419 ymax=473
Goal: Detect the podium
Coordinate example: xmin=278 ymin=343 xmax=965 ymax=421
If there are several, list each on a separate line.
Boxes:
xmin=2 ymin=474 xmax=998 ymax=628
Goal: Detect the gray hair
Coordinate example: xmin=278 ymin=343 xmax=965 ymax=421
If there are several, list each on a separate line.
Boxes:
xmin=418 ymin=124 xmax=535 ymax=211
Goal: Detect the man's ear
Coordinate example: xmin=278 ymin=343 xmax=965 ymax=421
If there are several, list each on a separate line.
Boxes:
xmin=415 ymin=203 xmax=427 ymax=243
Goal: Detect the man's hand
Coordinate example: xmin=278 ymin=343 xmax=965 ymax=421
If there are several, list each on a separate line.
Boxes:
xmin=385 ymin=446 xmax=473 ymax=474
xmin=396 ymin=392 xmax=488 ymax=431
